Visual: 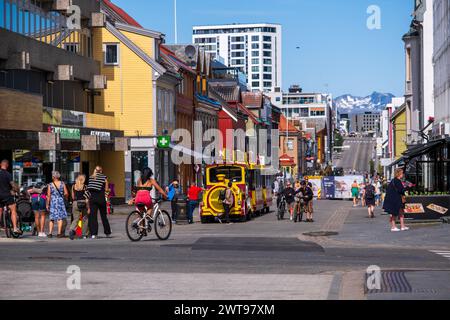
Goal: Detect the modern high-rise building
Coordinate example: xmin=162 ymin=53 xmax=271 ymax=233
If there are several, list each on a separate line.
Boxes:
xmin=192 ymin=23 xmax=282 ymax=93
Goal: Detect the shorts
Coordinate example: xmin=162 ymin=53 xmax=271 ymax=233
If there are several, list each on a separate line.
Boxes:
xmin=0 ymin=195 xmax=15 ymax=207
xmin=287 ymin=201 xmax=295 ymax=211
xmin=135 ymin=190 xmax=152 ymax=209
xmin=31 ymin=197 xmax=46 ymax=211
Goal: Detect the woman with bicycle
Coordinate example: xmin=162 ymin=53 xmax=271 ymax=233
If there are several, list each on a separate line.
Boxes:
xmin=46 ymin=171 xmax=69 ymax=238
xmin=132 ymin=168 xmax=167 ymax=216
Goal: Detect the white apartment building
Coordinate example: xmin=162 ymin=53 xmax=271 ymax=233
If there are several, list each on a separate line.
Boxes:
xmin=192 ymin=23 xmax=282 ymax=92
xmin=432 ymin=0 xmax=450 ymax=137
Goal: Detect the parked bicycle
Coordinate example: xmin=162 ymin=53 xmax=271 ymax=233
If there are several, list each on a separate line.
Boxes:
xmin=125 ymin=197 xmax=172 ymax=242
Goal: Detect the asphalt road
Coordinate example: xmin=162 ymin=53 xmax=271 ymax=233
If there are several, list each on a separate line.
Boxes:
xmin=335 ymin=137 xmax=376 ymax=174
xmin=1 ymin=200 xmax=450 ymax=300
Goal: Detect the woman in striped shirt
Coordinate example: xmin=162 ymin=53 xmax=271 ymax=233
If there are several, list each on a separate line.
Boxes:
xmin=87 ymin=166 xmax=111 ymax=239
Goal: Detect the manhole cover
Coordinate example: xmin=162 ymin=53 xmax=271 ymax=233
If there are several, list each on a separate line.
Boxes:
xmin=28 ymin=256 xmax=72 ymax=261
xmin=365 ymin=271 xmax=412 ymax=294
xmin=303 ymin=231 xmax=339 ymax=237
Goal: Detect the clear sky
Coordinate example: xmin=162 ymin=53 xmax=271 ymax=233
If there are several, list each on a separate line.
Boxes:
xmin=113 ymin=0 xmax=413 ymax=98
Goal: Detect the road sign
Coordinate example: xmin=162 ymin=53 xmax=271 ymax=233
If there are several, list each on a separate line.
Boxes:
xmin=157 ymin=136 xmax=170 ymax=149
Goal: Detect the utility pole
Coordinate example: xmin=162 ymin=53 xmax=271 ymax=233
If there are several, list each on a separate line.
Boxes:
xmin=174 ymin=0 xmax=178 ymax=44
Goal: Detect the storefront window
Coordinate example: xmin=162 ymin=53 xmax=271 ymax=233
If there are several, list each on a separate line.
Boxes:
xmin=131 ymin=151 xmax=148 ymax=187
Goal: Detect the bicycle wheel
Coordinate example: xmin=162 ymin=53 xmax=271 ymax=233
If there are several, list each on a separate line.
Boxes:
xmin=125 ymin=211 xmax=145 ymax=242
xmin=3 ymin=210 xmax=12 ymax=239
xmin=154 ymin=210 xmax=172 ymax=241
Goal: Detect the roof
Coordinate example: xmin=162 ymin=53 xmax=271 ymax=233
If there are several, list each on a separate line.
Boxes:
xmin=242 ymin=92 xmax=263 ymax=109
xmin=279 ymin=114 xmax=300 ymax=133
xmin=237 ymin=104 xmax=262 ymax=125
xmin=160 ymin=45 xmax=196 ymax=75
xmin=208 ymin=82 xmax=241 ymax=103
xmin=102 ymin=0 xmax=142 ymax=28
xmin=391 ymin=103 xmax=406 ymax=121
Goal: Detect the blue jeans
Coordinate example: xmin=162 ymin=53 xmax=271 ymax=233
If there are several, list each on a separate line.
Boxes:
xmin=187 ymin=201 xmax=199 ymax=222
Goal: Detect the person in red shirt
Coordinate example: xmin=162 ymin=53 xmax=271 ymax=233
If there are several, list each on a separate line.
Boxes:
xmin=187 ymin=182 xmax=203 ymax=224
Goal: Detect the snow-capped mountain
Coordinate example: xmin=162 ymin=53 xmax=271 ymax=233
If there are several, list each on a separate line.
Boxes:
xmin=334 ymin=92 xmax=395 ymax=114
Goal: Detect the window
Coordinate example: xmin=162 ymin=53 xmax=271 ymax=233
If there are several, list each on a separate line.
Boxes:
xmin=300 ymin=108 xmax=309 ymax=117
xmin=263 ymin=36 xmax=272 ymax=42
xmin=231 ymin=44 xmax=245 ymax=50
xmin=252 ymin=81 xmax=260 ymax=87
xmin=231 ymin=51 xmax=245 ymax=57
xmin=263 ymin=74 xmax=272 ymax=80
xmin=252 ymin=51 xmax=259 ymax=57
xmin=251 ymin=43 xmax=259 ymax=49
xmin=263 ymin=59 xmax=272 ymax=65
xmin=276 ymin=97 xmax=281 ymax=102
xmin=252 ymin=74 xmax=260 ymax=80
xmin=263 ymin=43 xmax=272 ymax=49
xmin=263 ymin=81 xmax=272 ymax=88
xmin=104 ymin=44 xmax=119 ymax=65
xmin=158 ymin=90 xmax=163 ymax=122
xmin=231 ymin=36 xmax=244 ymax=42
xmin=251 ymin=58 xmax=259 ymax=65
xmin=251 ymin=66 xmax=259 ymax=72
xmin=263 ymin=66 xmax=272 ymax=72
xmin=263 ymin=51 xmax=272 ymax=57
xmin=251 ymin=35 xmax=259 ymax=41
xmin=231 ymin=59 xmax=245 ymax=65
xmin=64 ymin=43 xmax=79 ymax=53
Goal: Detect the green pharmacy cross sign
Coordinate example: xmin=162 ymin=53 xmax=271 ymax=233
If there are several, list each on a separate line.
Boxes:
xmin=157 ymin=136 xmax=171 ymax=149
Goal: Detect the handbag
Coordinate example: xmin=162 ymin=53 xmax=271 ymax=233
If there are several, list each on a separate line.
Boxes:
xmin=53 ymin=182 xmax=70 ymax=210
xmin=77 ymin=201 xmax=87 ymax=211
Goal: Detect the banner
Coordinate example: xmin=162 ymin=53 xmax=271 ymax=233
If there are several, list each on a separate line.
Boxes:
xmin=305 ymin=176 xmax=322 ymax=198
xmin=333 ymin=175 xmax=365 ymax=199
xmin=322 ymin=177 xmax=335 ymax=199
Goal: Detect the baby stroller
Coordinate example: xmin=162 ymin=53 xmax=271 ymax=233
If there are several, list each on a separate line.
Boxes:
xmin=16 ymin=188 xmax=35 ymax=234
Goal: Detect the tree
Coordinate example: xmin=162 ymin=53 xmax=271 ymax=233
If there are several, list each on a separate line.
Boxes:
xmin=334 ymin=131 xmax=344 ymax=148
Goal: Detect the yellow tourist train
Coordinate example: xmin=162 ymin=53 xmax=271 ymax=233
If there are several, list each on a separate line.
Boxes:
xmin=200 ymin=162 xmax=274 ymax=223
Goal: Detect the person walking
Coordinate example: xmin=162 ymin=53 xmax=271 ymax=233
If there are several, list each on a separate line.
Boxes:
xmin=87 ymin=166 xmax=111 ymax=239
xmin=187 ymin=182 xmax=203 ymax=224
xmin=0 ymin=160 xmax=21 ymax=236
xmin=302 ymin=181 xmax=314 ymax=222
xmin=69 ymin=175 xmax=89 ymax=240
xmin=222 ymin=182 xmax=234 ymax=225
xmin=359 ymin=181 xmax=366 ymax=207
xmin=351 ymin=180 xmax=359 ymax=207
xmin=29 ymin=183 xmax=48 ymax=237
xmin=282 ymin=181 xmax=296 ymax=221
xmin=166 ymin=179 xmax=182 ymax=223
xmin=46 ymin=171 xmax=68 ymax=238
xmin=375 ymin=179 xmax=382 ymax=207
xmin=364 ymin=181 xmax=376 ymax=218
xmin=383 ymin=168 xmax=409 ymax=232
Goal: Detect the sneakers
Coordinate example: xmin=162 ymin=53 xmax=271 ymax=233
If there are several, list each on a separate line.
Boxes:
xmin=38 ymin=232 xmax=47 ymax=238
xmin=391 ymin=228 xmax=401 ymax=232
xmin=69 ymin=230 xmax=76 ymax=241
xmin=290 ymin=216 xmax=293 ymax=221
xmin=91 ymin=235 xmax=97 ymax=239
xmin=401 ymin=227 xmax=410 ymax=231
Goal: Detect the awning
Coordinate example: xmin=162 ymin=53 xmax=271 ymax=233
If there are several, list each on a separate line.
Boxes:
xmin=388 ymin=156 xmax=407 ymax=168
xmin=403 ymin=139 xmax=447 ymax=159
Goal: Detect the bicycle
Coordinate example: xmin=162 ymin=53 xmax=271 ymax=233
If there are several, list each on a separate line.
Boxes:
xmin=294 ymin=199 xmax=304 ymax=223
xmin=125 ymin=197 xmax=172 ymax=242
xmin=1 ymin=199 xmax=21 ymax=239
xmin=277 ymin=195 xmax=286 ymax=220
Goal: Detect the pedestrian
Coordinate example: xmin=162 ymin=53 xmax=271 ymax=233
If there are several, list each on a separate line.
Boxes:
xmin=359 ymin=181 xmax=366 ymax=207
xmin=29 ymin=182 xmax=48 ymax=237
xmin=69 ymin=174 xmax=89 ymax=240
xmin=187 ymin=182 xmax=203 ymax=224
xmin=46 ymin=171 xmax=68 ymax=238
xmin=383 ymin=168 xmax=409 ymax=232
xmin=302 ymin=181 xmax=314 ymax=222
xmin=166 ymin=179 xmax=182 ymax=223
xmin=221 ymin=181 xmax=234 ymax=225
xmin=307 ymin=181 xmax=314 ymax=215
xmin=375 ymin=179 xmax=382 ymax=206
xmin=282 ymin=181 xmax=296 ymax=221
xmin=351 ymin=180 xmax=359 ymax=207
xmin=364 ymin=181 xmax=376 ymax=218
xmin=87 ymin=166 xmax=112 ymax=239
xmin=0 ymin=159 xmax=21 ymax=235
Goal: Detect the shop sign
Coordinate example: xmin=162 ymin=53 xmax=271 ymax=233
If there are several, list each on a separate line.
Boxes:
xmin=49 ymin=126 xmax=81 ymax=140
xmin=157 ymin=136 xmax=171 ymax=149
xmin=90 ymin=130 xmax=111 ymax=142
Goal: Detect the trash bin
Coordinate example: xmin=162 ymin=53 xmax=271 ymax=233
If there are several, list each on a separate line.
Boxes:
xmin=175 ymin=194 xmax=189 ymax=224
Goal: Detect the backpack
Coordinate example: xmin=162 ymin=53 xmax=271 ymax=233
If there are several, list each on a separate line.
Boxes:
xmin=365 ymin=185 xmax=375 ymax=199
xmin=219 ymin=189 xmax=226 ymax=202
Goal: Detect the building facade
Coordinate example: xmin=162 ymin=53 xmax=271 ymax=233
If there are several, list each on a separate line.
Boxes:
xmin=192 ymin=23 xmax=282 ymax=93
xmin=0 ymin=0 xmax=128 ymax=202
xmin=350 ymin=112 xmax=381 ymax=133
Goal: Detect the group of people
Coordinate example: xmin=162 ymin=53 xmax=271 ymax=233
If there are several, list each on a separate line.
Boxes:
xmin=0 ymin=159 xmax=113 ymax=240
xmin=351 ymin=177 xmax=384 ymax=218
xmin=277 ymin=178 xmax=315 ymax=223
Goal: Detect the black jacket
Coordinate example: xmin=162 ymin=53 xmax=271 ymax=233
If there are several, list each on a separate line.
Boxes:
xmin=382 ymin=178 xmax=405 ymax=215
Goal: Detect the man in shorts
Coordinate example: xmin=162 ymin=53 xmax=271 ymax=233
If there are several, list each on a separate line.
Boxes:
xmin=0 ymin=160 xmax=21 ymax=235
xmin=282 ymin=182 xmax=296 ymax=221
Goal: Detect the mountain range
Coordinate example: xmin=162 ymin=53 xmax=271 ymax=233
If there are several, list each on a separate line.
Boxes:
xmin=334 ymin=92 xmax=395 ymax=114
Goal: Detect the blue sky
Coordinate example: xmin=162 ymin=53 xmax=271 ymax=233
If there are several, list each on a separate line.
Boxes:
xmin=113 ymin=0 xmax=413 ymax=98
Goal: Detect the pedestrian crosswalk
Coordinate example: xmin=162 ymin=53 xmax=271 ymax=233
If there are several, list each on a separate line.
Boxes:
xmin=430 ymin=250 xmax=450 ymax=261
